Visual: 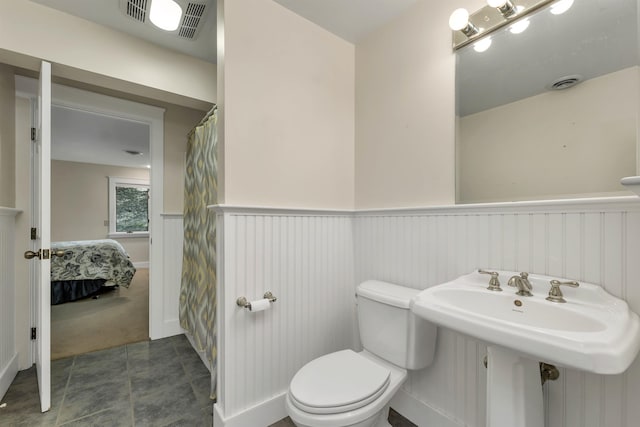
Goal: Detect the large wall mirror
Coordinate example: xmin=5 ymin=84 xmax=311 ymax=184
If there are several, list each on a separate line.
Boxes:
xmin=455 ymin=0 xmax=639 ymax=204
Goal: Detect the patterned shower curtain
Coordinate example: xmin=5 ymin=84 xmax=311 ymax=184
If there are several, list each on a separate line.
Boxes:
xmin=179 ymin=107 xmax=217 ymax=399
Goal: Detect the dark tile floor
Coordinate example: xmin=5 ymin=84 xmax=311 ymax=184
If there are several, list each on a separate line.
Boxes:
xmin=272 ymin=408 xmax=417 ymax=427
xmin=0 ymin=335 xmax=213 ymax=426
xmin=1 ymin=336 xmax=417 ymax=427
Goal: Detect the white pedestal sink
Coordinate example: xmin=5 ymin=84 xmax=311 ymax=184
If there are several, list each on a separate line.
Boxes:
xmin=412 ymin=270 xmax=640 ymax=427
xmin=486 ymin=346 xmax=543 ymax=427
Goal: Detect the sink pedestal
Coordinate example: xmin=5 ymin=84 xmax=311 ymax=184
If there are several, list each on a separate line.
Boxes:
xmin=486 ymin=346 xmax=544 ymax=427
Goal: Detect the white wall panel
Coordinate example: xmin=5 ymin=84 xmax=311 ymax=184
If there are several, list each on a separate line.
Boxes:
xmin=0 ymin=208 xmax=19 ymax=401
xmin=355 ymin=198 xmax=640 ymax=427
xmin=216 ymin=208 xmax=355 ymax=422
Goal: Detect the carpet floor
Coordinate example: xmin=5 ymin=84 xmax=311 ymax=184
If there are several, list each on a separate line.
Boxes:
xmin=51 ymin=268 xmax=150 ymax=360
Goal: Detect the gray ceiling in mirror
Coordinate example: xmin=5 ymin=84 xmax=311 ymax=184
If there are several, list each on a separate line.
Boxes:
xmin=456 ymin=0 xmax=638 ymax=117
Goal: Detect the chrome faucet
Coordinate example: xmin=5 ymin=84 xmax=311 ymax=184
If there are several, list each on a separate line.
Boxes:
xmin=508 ymin=272 xmax=533 ymax=297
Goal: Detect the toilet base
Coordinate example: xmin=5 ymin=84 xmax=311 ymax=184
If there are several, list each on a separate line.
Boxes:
xmin=289 ymin=405 xmax=391 ymax=427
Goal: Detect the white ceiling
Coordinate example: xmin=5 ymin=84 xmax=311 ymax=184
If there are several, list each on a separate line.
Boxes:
xmin=52 ymin=106 xmax=150 ymax=169
xmin=273 ymin=0 xmax=419 ymax=43
xmin=30 ymin=0 xmax=217 ymax=63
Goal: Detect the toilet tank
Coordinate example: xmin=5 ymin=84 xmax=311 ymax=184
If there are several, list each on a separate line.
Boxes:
xmin=357 ymin=280 xmax=437 ymax=370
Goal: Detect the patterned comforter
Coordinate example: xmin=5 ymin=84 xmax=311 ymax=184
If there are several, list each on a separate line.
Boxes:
xmin=51 ymin=239 xmax=136 ymax=288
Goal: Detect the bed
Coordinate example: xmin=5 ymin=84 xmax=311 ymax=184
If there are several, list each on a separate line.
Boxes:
xmin=50 ymin=239 xmax=137 ymax=305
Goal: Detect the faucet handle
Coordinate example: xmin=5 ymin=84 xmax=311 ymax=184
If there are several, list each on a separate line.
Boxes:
xmin=478 ymin=269 xmax=502 ymax=292
xmin=546 ymin=279 xmax=579 ymax=303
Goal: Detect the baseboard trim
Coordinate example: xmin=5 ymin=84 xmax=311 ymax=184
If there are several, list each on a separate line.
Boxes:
xmin=214 ymin=392 xmax=287 ymax=427
xmin=133 ymin=261 xmax=149 ymax=269
xmin=150 ymin=319 xmax=184 ymax=341
xmin=0 ymin=354 xmax=19 ymax=401
xmin=390 ymin=388 xmax=463 ymax=427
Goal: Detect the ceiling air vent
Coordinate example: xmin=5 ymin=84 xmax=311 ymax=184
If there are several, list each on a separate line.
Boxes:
xmin=119 ymin=0 xmax=209 ymax=40
xmin=178 ymin=2 xmax=206 ymax=39
xmin=549 ymin=75 xmax=583 ymax=91
xmin=125 ymin=0 xmax=148 ymax=23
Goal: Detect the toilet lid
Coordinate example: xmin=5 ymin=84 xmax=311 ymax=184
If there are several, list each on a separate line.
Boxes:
xmin=289 ymin=350 xmax=391 ymax=415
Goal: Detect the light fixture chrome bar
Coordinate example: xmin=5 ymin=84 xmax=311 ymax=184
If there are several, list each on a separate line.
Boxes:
xmin=451 ymin=0 xmax=556 ymax=50
xmin=461 ymin=22 xmax=480 ymax=37
xmin=495 ymin=0 xmax=518 ymax=18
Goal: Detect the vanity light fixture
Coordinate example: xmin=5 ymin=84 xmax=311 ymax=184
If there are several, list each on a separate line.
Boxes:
xmin=550 ymin=0 xmax=574 ymax=15
xmin=448 ymin=8 xmax=479 ymax=37
xmin=487 ymin=0 xmax=518 ymax=18
xmin=449 ymin=0 xmax=555 ymax=50
xmin=149 ymin=0 xmax=183 ymax=32
xmin=509 ymin=16 xmax=530 ymax=34
xmin=473 ymin=37 xmax=492 ymax=53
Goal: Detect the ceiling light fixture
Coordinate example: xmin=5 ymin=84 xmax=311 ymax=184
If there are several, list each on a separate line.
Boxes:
xmin=149 ymin=0 xmax=183 ymax=32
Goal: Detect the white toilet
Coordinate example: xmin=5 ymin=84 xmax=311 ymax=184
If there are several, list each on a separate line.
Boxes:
xmin=285 ymin=280 xmax=437 ymax=427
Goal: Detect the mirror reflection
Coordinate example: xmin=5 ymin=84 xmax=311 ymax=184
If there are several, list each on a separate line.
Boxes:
xmin=455 ymin=0 xmax=639 ymax=204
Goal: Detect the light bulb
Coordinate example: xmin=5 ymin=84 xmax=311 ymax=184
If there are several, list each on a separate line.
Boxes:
xmin=449 ymin=8 xmax=470 ymax=31
xmin=149 ymin=0 xmax=183 ymax=31
xmin=550 ymin=0 xmax=574 ymax=15
xmin=473 ymin=37 xmax=492 ymax=53
xmin=487 ymin=0 xmax=508 ymax=7
xmin=509 ymin=18 xmax=530 ymax=34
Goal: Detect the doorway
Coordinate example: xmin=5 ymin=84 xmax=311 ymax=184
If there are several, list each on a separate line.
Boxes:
xmin=48 ymin=104 xmax=152 ymax=358
xmin=15 ymin=75 xmax=166 ymax=365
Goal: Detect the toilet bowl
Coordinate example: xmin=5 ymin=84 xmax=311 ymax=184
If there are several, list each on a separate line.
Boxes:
xmin=285 ymin=281 xmax=437 ymax=427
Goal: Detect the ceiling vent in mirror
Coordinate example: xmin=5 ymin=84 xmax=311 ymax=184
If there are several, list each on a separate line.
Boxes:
xmin=549 ymin=75 xmax=583 ymax=90
xmin=124 ymin=0 xmax=149 ymax=23
xmin=119 ymin=0 xmax=208 ymax=40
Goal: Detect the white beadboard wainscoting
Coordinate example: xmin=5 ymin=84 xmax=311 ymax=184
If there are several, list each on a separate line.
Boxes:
xmin=0 ymin=208 xmax=20 ymax=401
xmin=212 ymin=206 xmax=356 ymax=427
xmin=354 ymin=197 xmax=640 ymax=427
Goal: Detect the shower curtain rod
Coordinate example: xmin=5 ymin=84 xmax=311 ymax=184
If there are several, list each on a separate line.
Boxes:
xmin=197 ymin=104 xmax=217 ymax=127
xmin=188 ymin=104 xmax=218 ymax=137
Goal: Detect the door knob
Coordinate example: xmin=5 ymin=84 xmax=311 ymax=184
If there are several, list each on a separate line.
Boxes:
xmin=24 ymin=249 xmax=42 ymax=260
xmin=52 ymin=250 xmax=65 ymax=258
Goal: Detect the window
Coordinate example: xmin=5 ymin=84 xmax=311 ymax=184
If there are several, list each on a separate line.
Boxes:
xmin=108 ymin=177 xmax=150 ymax=237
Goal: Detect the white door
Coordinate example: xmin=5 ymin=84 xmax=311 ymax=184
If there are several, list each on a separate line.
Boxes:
xmin=24 ymin=60 xmax=52 ymax=412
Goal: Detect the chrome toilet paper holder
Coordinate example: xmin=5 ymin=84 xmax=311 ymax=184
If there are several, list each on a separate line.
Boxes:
xmin=236 ymin=291 xmax=277 ymax=310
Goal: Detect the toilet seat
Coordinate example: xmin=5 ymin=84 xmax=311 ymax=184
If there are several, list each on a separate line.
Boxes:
xmin=288 ymin=349 xmax=391 ymax=415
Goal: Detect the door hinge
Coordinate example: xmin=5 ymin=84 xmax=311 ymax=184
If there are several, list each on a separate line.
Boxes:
xmin=31 ymin=327 xmax=36 ymax=340
xmin=31 ymin=127 xmax=36 ymax=142
xmin=30 ymin=227 xmax=37 ymax=240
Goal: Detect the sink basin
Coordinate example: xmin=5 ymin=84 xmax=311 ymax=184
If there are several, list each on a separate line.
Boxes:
xmin=412 ymin=270 xmax=640 ymax=374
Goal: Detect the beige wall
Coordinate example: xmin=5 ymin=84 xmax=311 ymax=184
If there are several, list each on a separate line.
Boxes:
xmin=0 ymin=0 xmax=215 ymax=110
xmin=164 ymin=105 xmax=205 ymax=213
xmin=0 ymin=63 xmax=15 ymax=207
xmin=458 ymin=67 xmax=638 ymax=203
xmin=354 ymin=0 xmax=484 ymax=209
xmin=51 ymin=160 xmax=150 ymax=263
xmin=220 ymin=0 xmax=355 ymax=209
